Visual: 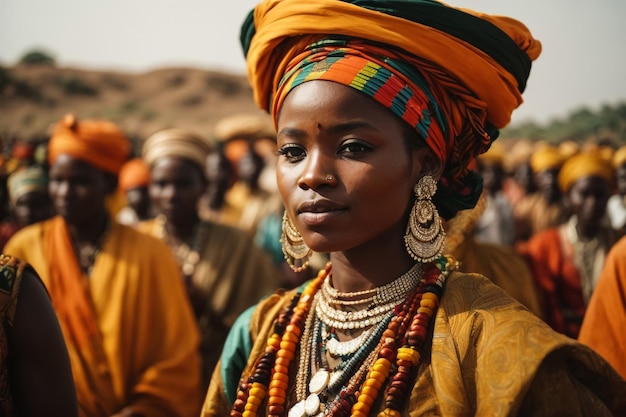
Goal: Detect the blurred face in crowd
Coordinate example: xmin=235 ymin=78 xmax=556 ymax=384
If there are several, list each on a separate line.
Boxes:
xmin=149 ymin=156 xmax=206 ymax=225
xmin=125 ymin=186 xmax=151 ymax=219
xmin=49 ymin=154 xmax=114 ymax=228
xmin=480 ymin=164 xmax=505 ymax=195
xmin=13 ymin=192 xmax=53 ymax=227
xmin=566 ymin=176 xmax=611 ymax=231
xmin=205 ymin=151 xmax=235 ymax=208
xmin=238 ymin=145 xmax=265 ymax=190
xmin=514 ymin=161 xmax=537 ymax=194
xmin=535 ymin=168 xmax=561 ymax=204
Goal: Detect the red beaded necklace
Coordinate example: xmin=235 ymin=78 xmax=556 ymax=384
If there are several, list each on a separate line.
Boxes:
xmin=231 ymin=256 xmax=456 ymax=417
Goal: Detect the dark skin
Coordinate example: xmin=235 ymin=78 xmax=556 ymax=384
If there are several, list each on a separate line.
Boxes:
xmin=565 ymin=176 xmax=611 ymax=241
xmin=238 ymin=143 xmax=265 ymax=191
xmin=205 ymin=149 xmax=235 ymax=211
xmin=535 ymin=168 xmax=562 ymax=205
xmin=514 ymin=161 xmax=537 ymax=194
xmin=8 ymin=267 xmax=78 ymax=417
xmin=479 ymin=163 xmax=505 ymax=196
xmin=12 ymin=192 xmax=53 ymax=227
xmin=276 ymin=80 xmax=442 ymax=294
xmin=149 ymin=157 xmax=206 ymax=241
xmin=48 ymin=155 xmax=116 ymax=246
xmin=616 ymin=164 xmax=626 ymax=197
xmin=125 ymin=186 xmax=151 ymax=220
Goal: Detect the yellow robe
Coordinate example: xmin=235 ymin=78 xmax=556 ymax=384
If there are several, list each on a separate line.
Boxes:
xmin=5 ymin=217 xmax=201 ymax=417
xmin=202 ymin=272 xmax=626 ymax=416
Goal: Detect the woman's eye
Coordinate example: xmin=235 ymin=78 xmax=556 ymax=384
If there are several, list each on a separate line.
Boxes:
xmin=339 ymin=141 xmax=373 ymax=155
xmin=277 ymin=145 xmax=306 ymax=162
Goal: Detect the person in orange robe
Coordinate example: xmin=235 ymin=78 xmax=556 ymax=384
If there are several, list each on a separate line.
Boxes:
xmin=578 ymin=235 xmax=626 ymax=379
xmin=4 ymin=114 xmax=201 ymax=417
xmin=520 ymin=150 xmax=618 ymax=338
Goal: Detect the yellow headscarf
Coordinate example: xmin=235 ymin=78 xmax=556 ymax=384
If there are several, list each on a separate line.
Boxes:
xmin=530 ymin=145 xmax=567 ymax=173
xmin=558 ymin=151 xmax=614 ymax=192
xmin=613 ymin=146 xmax=626 ymax=169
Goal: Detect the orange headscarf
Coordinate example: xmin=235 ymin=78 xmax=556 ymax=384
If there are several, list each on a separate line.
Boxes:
xmin=118 ymin=158 xmax=150 ymax=192
xmin=530 ymin=145 xmax=567 ymax=173
xmin=48 ymin=114 xmax=130 ymax=174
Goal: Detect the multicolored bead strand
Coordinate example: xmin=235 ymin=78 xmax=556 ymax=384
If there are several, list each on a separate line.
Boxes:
xmin=377 ymin=257 xmax=452 ymax=417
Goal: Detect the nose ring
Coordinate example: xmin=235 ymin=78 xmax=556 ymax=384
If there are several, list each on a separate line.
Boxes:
xmin=325 ymin=175 xmax=335 ymax=183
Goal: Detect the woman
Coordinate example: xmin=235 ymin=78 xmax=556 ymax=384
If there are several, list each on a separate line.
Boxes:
xmin=0 ymin=254 xmax=78 ymax=417
xmin=5 ymin=114 xmax=201 ymax=417
xmin=139 ymin=128 xmax=281 ymax=389
xmin=202 ymin=1 xmax=626 ymax=416
xmin=521 ymin=150 xmax=618 ymax=338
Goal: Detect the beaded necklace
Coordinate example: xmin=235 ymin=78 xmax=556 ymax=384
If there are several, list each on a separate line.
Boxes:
xmin=231 ymin=257 xmax=456 ymax=417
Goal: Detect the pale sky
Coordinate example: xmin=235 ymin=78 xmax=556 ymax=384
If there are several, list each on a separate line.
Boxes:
xmin=1 ymin=0 xmax=625 ymax=125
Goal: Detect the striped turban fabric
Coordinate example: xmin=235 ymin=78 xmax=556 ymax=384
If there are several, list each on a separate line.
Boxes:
xmin=240 ymin=0 xmax=541 ymax=218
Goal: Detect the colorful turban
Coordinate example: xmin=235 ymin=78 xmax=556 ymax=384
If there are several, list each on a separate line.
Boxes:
xmin=143 ymin=128 xmax=214 ymax=171
xmin=558 ymin=151 xmax=614 ymax=193
xmin=48 ymin=114 xmax=130 ymax=174
xmin=118 ymin=158 xmax=151 ymax=192
xmin=530 ymin=145 xmax=567 ymax=174
xmin=241 ymin=0 xmax=541 ymax=219
xmin=613 ymin=146 xmax=626 ymax=169
xmin=7 ymin=166 xmax=48 ymax=207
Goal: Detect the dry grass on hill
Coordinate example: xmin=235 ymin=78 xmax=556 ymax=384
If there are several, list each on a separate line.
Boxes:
xmin=0 ymin=64 xmax=265 ymax=151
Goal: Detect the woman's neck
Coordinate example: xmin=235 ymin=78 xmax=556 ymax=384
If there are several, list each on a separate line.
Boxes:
xmin=328 ymin=228 xmax=416 ymax=293
xmin=164 ymin=214 xmax=200 ymax=242
xmin=67 ymin=210 xmax=109 ymax=244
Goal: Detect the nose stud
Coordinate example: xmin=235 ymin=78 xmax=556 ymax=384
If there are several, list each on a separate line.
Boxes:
xmin=325 ymin=175 xmax=335 ymax=182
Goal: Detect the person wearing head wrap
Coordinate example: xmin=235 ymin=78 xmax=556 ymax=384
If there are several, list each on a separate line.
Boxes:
xmin=473 ymin=142 xmax=515 ymax=246
xmin=5 ymin=114 xmax=201 ymax=417
xmin=116 ymin=158 xmax=153 ymax=227
xmin=606 ymin=145 xmax=626 ymax=234
xmin=513 ymin=144 xmax=570 ymax=242
xmin=0 ymin=166 xmax=54 ymax=251
xmin=138 ymin=128 xmax=280 ymax=391
xmin=201 ymin=1 xmax=625 ymax=416
xmin=211 ymin=113 xmax=283 ymax=235
xmin=520 ymin=151 xmax=618 ymax=339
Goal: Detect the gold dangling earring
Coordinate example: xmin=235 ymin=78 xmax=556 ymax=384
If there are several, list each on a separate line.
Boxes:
xmin=280 ymin=210 xmax=312 ymax=272
xmin=404 ymin=175 xmax=446 ymax=263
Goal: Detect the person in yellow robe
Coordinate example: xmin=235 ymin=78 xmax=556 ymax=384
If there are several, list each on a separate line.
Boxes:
xmin=5 ymin=114 xmax=201 ymax=417
xmin=201 ymin=1 xmax=626 ymax=416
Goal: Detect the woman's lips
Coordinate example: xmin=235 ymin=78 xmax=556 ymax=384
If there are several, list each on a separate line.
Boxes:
xmin=297 ymin=200 xmax=347 ymax=226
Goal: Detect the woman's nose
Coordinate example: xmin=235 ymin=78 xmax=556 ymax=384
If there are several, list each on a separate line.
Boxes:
xmin=296 ymin=151 xmax=336 ymax=190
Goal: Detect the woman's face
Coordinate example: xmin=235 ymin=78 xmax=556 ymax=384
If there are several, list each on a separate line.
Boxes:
xmin=49 ymin=154 xmax=112 ymax=226
xmin=149 ymin=156 xmax=206 ymax=224
xmin=276 ymin=80 xmax=429 ymax=254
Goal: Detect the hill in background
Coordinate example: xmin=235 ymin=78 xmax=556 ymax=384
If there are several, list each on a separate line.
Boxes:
xmin=0 ymin=63 xmax=264 ymax=153
xmin=2 ymin=62 xmax=625 ymax=153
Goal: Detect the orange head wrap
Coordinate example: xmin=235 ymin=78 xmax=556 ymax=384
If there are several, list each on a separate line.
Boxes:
xmin=118 ymin=158 xmax=151 ymax=192
xmin=48 ymin=114 xmax=130 ymax=174
xmin=558 ymin=151 xmax=614 ymax=193
xmin=241 ymin=0 xmax=541 ymax=218
xmin=530 ymin=145 xmax=567 ymax=174
xmin=478 ymin=142 xmax=505 ymax=168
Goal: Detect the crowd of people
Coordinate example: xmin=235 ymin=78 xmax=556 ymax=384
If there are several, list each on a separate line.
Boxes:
xmin=1 ymin=0 xmax=625 ymax=416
